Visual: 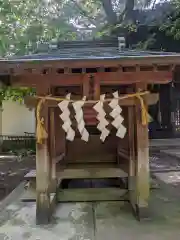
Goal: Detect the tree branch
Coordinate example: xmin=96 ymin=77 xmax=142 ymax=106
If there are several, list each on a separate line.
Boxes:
xmin=71 ymin=0 xmax=97 ymax=26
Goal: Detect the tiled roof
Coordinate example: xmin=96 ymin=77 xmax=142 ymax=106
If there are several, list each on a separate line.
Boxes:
xmin=1 ymin=39 xmax=180 ymax=63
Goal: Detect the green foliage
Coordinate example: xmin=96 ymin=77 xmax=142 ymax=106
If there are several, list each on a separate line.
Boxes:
xmin=1 ymin=0 xmax=175 ymax=100
xmin=2 ymin=140 xmax=36 ymax=153
xmin=0 ymin=87 xmax=36 ymax=103
xmin=96 ymin=22 xmax=137 ymax=37
xmin=0 ymin=0 xmax=79 ymax=57
xmin=135 ymin=33 xmax=156 ymax=50
xmin=160 ymin=1 xmax=180 ymax=40
xmin=0 ymin=0 xmax=158 ymax=57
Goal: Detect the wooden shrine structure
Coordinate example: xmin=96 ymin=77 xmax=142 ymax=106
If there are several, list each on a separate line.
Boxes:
xmin=0 ymin=38 xmax=180 ymax=224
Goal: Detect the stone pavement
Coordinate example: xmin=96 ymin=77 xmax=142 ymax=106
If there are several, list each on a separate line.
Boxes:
xmin=150 ymin=138 xmax=180 ymax=148
xmin=0 ymin=172 xmax=180 ymax=240
xmin=1 ymin=141 xmax=180 ymax=240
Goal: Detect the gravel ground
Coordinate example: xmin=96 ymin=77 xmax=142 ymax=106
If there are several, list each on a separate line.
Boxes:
xmin=0 ymin=155 xmax=35 ymax=200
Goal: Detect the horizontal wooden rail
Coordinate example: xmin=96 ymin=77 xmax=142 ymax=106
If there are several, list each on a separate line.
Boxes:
xmin=12 ymin=70 xmax=172 ymax=87
xmin=21 ymin=187 xmax=128 ymax=202
xmin=24 ymin=93 xmax=159 ymax=109
xmin=118 ymin=149 xmax=129 ymax=160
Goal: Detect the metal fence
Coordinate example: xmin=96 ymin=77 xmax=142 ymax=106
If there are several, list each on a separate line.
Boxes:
xmin=0 ymin=133 xmax=36 ymax=152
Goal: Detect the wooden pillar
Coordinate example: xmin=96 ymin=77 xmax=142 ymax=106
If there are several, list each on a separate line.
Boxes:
xmin=159 ymin=83 xmax=172 ymax=130
xmin=83 ymin=75 xmax=90 ymax=98
xmin=133 ymin=86 xmax=150 ymax=220
xmin=36 ymin=86 xmax=56 ymax=225
xmin=127 ymin=90 xmax=136 ymax=211
xmin=36 ymin=105 xmax=51 ymax=224
xmin=94 ymin=76 xmax=100 ymax=100
xmin=49 ymin=107 xmax=57 ymax=191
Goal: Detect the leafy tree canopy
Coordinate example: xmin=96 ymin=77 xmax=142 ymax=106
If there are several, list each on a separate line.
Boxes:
xmin=160 ymin=0 xmax=180 ymax=40
xmin=0 ymin=0 xmax=160 ymax=57
xmin=0 ymin=0 xmax=179 ymax=101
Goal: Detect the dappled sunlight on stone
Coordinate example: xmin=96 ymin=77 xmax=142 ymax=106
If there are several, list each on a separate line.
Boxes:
xmin=155 ymin=172 xmax=180 ymax=184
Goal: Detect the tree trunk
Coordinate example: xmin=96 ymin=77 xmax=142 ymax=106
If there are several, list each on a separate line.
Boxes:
xmin=124 ymin=0 xmax=135 ymax=23
xmin=100 ymin=0 xmax=117 ymax=25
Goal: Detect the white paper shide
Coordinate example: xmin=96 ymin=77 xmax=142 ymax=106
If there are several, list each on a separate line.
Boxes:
xmin=58 ymin=92 xmax=126 ymax=142
xmin=72 ymin=96 xmax=89 ymax=142
xmin=109 ymin=91 xmax=127 ymax=139
xmin=58 ymin=93 xmax=75 ymax=141
xmin=93 ymin=94 xmax=110 ymax=142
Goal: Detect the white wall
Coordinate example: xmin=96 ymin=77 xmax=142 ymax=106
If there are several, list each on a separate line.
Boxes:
xmin=2 ymin=100 xmax=35 ymax=136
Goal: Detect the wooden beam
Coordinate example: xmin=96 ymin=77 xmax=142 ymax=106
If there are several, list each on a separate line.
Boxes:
xmin=12 ymin=70 xmax=172 ymax=87
xmin=57 ymin=188 xmax=128 ymax=202
xmin=24 ymin=163 xmax=128 ymax=180
xmin=98 ymin=71 xmax=172 ymax=84
xmin=24 ymin=170 xmax=36 ymax=180
xmin=13 ymin=74 xmax=84 ymax=87
xmin=24 ymin=93 xmax=159 ymax=109
xmin=1 ymin=56 xmax=179 ymax=72
xmin=57 ymin=165 xmax=128 ymax=179
xmin=21 ymin=188 xmax=128 ymax=202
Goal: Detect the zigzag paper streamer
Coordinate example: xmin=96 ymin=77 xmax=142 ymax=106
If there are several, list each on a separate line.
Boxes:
xmin=58 ymin=93 xmax=75 ymax=141
xmin=109 ymin=91 xmax=127 ymax=139
xmin=72 ymin=96 xmax=89 ymax=142
xmin=93 ymin=94 xmax=110 ymax=142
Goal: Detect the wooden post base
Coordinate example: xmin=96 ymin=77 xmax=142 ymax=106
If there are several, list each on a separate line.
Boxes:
xmin=36 ymin=193 xmax=51 ymax=225
xmin=132 ymin=204 xmax=150 ymax=221
xmin=36 ymin=190 xmax=57 ymax=225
